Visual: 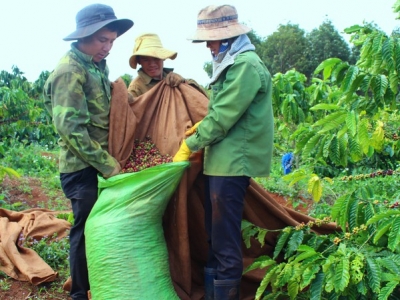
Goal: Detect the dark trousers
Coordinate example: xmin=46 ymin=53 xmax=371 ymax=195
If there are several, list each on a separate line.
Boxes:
xmin=60 ymin=167 xmax=99 ymax=300
xmin=204 ymin=175 xmax=250 ymax=280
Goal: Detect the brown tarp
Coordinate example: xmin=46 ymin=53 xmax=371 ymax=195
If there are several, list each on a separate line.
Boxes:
xmin=0 ymin=208 xmax=71 ymax=285
xmin=109 ymin=78 xmax=339 ymax=300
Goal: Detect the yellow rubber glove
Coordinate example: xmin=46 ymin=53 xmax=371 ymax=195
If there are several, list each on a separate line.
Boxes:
xmin=185 ymin=120 xmax=202 ymax=136
xmin=173 ymin=140 xmax=192 ymax=162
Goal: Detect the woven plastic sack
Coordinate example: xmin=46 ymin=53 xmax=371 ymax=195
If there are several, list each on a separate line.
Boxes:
xmin=85 ymin=161 xmax=189 ymax=300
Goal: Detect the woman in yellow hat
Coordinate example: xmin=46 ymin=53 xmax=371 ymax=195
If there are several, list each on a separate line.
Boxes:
xmin=128 ymin=33 xmax=206 ymax=97
xmin=128 ymin=33 xmax=187 ymax=97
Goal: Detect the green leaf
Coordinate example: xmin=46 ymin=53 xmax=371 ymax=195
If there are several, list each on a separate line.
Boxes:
xmin=273 ymin=230 xmax=291 ymax=259
xmin=287 ymin=280 xmax=299 ymax=300
xmin=331 ymin=194 xmax=348 ymax=226
xmin=309 ymin=103 xmax=340 ymax=111
xmin=377 ymin=256 xmax=400 ymax=274
xmin=348 ymin=197 xmax=359 ymax=231
xmin=293 ymin=247 xmax=319 ymax=264
xmin=388 ymin=216 xmax=400 ymax=251
xmin=372 ymin=75 xmax=388 ymax=102
xmin=301 ymin=264 xmax=321 ymax=290
xmin=367 ymin=210 xmax=400 ymax=225
xmin=255 ymin=264 xmax=280 ymax=299
xmin=382 ymin=37 xmax=395 ymax=72
xmin=286 ymin=230 xmax=304 ymax=258
xmin=341 ymin=66 xmax=359 ymax=92
xmin=348 ymin=137 xmax=363 ymax=162
xmin=314 ymin=58 xmax=342 ymax=77
xmin=366 ymin=257 xmax=381 ymax=293
xmin=302 ymin=134 xmax=320 ymax=159
xmin=314 ymin=111 xmax=347 ymax=133
xmin=344 ymin=25 xmax=363 ymax=34
xmin=372 ymin=219 xmax=392 ymax=245
xmin=243 ymin=255 xmax=276 ymax=273
xmin=378 ymin=281 xmax=399 ymax=300
xmin=357 ymin=118 xmax=370 ymax=154
xmin=335 ymin=255 xmax=350 ymax=292
xmin=345 ymin=111 xmax=357 ymax=137
xmin=309 ymin=271 xmax=325 ymax=300
xmin=307 ymin=175 xmax=323 ymax=202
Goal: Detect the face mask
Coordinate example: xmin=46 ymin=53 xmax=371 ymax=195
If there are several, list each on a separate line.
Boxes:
xmin=218 ymin=40 xmax=230 ymax=54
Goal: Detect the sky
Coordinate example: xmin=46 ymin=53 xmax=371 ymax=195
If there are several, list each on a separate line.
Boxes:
xmin=2 ymin=0 xmax=399 ymax=86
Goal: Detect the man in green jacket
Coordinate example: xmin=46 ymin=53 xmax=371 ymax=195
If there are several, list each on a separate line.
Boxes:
xmin=173 ymin=4 xmax=274 ymax=300
xmin=43 ymin=4 xmax=133 ymax=299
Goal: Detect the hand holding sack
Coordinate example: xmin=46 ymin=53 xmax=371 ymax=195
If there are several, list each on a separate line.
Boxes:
xmin=103 ymin=158 xmax=121 ymax=178
xmin=185 ymin=120 xmax=202 ymax=136
xmin=173 ymin=140 xmax=192 ymax=162
xmin=165 ymin=72 xmax=185 ymax=87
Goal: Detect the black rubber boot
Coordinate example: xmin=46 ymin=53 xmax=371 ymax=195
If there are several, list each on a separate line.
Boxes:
xmin=214 ymin=278 xmax=241 ymax=300
xmin=204 ymin=268 xmax=217 ymax=300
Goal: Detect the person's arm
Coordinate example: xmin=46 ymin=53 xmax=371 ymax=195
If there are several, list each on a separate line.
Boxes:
xmin=49 ymin=70 xmax=119 ymax=176
xmin=186 ymin=57 xmax=261 ymax=151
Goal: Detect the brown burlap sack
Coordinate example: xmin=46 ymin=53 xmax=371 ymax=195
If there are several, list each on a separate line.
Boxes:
xmin=109 ymin=78 xmax=338 ymax=300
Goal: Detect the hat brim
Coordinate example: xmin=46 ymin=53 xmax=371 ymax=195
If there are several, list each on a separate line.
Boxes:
xmin=188 ymin=24 xmax=251 ymax=43
xmin=63 ymin=19 xmax=134 ymax=41
xmin=129 ymin=48 xmax=177 ymax=69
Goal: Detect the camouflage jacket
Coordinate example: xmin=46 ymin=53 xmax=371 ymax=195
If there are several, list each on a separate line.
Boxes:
xmin=43 ymin=43 xmax=118 ymax=176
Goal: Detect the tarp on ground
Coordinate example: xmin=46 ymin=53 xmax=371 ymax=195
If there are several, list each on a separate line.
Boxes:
xmin=0 ymin=208 xmax=70 ymax=285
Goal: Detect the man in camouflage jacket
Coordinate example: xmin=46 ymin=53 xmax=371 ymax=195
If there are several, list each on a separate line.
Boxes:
xmin=43 ymin=4 xmax=133 ymax=300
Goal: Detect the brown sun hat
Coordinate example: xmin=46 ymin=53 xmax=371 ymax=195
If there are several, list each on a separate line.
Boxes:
xmin=63 ymin=3 xmax=133 ymax=41
xmin=129 ymin=33 xmax=177 ymax=69
xmin=188 ymin=4 xmax=251 ymax=42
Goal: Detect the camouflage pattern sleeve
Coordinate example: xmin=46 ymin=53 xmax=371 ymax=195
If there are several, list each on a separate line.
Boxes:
xmin=45 ymin=65 xmax=117 ymax=176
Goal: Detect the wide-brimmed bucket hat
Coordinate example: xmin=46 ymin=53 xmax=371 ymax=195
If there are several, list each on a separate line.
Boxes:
xmin=129 ymin=33 xmax=177 ymax=69
xmin=63 ymin=3 xmax=133 ymax=41
xmin=189 ymin=4 xmax=251 ymax=42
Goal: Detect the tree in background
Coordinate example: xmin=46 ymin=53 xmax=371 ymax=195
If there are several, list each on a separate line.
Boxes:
xmin=0 ymin=67 xmax=56 ymax=148
xmin=305 ymin=20 xmax=353 ymax=78
xmin=202 ymin=21 xmax=360 ymax=82
xmin=260 ymin=23 xmax=310 ymax=77
xmin=120 ymin=73 xmax=133 ymax=88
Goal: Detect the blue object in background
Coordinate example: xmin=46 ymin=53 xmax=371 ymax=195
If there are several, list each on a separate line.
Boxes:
xmin=282 ymin=152 xmax=294 ymax=175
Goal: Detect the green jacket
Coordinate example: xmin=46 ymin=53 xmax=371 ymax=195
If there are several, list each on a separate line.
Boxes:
xmin=43 ymin=43 xmax=118 ymax=176
xmin=186 ymin=51 xmax=274 ymax=177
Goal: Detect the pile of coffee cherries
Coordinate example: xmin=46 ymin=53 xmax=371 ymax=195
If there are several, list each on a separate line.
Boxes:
xmin=121 ymin=136 xmax=173 ymax=173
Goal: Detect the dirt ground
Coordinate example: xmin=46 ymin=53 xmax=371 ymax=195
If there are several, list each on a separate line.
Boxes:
xmin=0 ymin=176 xmax=71 ymax=300
xmin=0 ymin=176 xmax=313 ymax=300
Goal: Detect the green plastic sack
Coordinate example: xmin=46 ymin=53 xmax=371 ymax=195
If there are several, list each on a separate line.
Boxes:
xmin=85 ymin=161 xmax=189 ymax=300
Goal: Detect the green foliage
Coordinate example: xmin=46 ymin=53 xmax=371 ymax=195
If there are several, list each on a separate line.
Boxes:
xmin=306 ymin=20 xmax=353 ymax=78
xmin=243 ymin=215 xmax=400 ymax=299
xmin=22 ymin=233 xmax=69 ymax=271
xmin=261 ymin=23 xmax=310 ymax=77
xmin=0 ymin=165 xmax=20 ymax=184
xmin=0 ymin=67 xmax=57 ymax=148
xmin=120 ymin=73 xmax=133 ymax=87
xmin=1 ymin=141 xmax=58 ymax=177
xmin=57 ymin=212 xmax=75 ymax=225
